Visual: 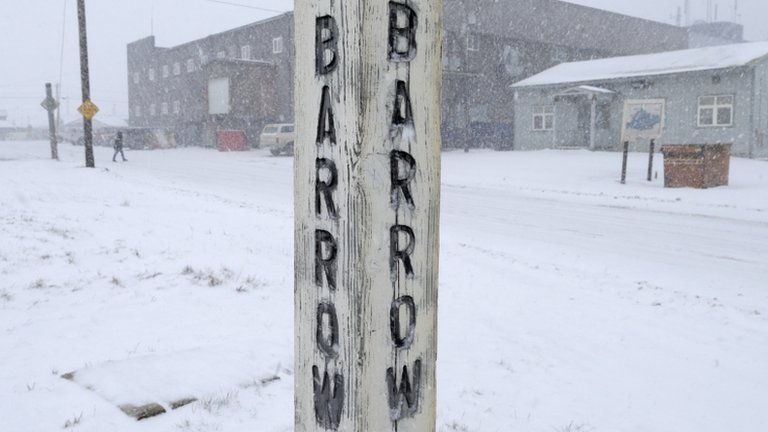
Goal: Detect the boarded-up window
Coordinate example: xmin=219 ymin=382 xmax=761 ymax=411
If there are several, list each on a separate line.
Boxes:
xmin=208 ymin=78 xmax=230 ymax=115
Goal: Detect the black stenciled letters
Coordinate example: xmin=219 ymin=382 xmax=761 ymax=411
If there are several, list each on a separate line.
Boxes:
xmin=316 ymin=16 xmax=339 ymax=75
xmin=390 ymin=150 xmax=416 ymax=210
xmin=313 ymin=366 xmax=345 ymax=430
xmin=390 ymin=296 xmax=416 ymax=349
xmin=386 ymin=360 xmax=421 ymax=421
xmin=316 ymin=158 xmax=338 ymax=219
xmin=317 ymin=86 xmax=337 ymax=146
xmin=315 ymin=230 xmax=338 ymax=290
xmin=392 ymin=80 xmax=414 ymax=127
xmin=388 ymin=2 xmax=418 ymax=62
xmin=316 ymin=302 xmax=339 ymax=358
xmin=390 ymin=225 xmax=415 ymax=281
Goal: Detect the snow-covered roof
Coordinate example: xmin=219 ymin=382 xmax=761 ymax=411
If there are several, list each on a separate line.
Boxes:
xmin=62 ymin=116 xmax=128 ymax=129
xmin=555 ymin=85 xmax=615 ymax=96
xmin=513 ymin=41 xmax=768 ymax=88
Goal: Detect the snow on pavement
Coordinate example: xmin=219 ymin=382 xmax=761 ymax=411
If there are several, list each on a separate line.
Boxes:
xmin=1 ymin=141 xmax=766 ymax=432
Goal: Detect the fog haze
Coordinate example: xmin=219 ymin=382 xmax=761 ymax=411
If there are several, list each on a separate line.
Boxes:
xmin=1 ymin=0 xmax=765 ymax=126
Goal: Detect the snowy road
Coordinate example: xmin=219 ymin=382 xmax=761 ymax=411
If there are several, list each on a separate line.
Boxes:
xmin=1 ymin=141 xmax=767 ymax=432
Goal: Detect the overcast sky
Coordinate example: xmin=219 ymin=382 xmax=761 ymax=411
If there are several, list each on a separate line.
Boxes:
xmin=1 ymin=0 xmax=766 ymax=126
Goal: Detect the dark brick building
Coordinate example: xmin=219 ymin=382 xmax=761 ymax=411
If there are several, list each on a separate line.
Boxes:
xmin=127 ymin=1 xmax=690 ymax=148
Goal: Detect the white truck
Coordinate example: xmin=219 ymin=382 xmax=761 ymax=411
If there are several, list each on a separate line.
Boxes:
xmin=259 ymin=123 xmax=295 ymax=156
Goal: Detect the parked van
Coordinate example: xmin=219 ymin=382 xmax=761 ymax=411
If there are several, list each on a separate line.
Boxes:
xmin=260 ymin=123 xmax=294 ymax=156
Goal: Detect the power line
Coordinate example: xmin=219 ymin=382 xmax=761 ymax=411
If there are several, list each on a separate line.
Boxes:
xmin=203 ymin=0 xmax=285 ymax=13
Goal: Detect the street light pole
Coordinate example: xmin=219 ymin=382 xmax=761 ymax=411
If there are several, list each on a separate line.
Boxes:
xmin=77 ymin=0 xmax=95 ymax=168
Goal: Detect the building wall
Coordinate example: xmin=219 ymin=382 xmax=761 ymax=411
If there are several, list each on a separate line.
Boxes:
xmin=751 ymin=61 xmax=768 ymax=158
xmin=514 ymin=66 xmax=763 ymax=157
xmin=440 ymin=0 xmax=689 ymax=148
xmin=128 ymin=3 xmax=689 ymax=149
xmin=127 ymin=13 xmax=293 ymax=147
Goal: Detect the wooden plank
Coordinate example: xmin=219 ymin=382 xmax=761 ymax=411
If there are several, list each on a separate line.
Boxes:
xmin=294 ymin=1 xmax=443 ymax=431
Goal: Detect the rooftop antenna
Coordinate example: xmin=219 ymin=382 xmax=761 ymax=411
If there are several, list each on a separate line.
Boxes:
xmin=684 ymin=0 xmax=691 ymax=26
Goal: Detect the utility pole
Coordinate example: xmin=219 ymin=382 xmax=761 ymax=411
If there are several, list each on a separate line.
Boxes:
xmin=41 ymin=83 xmax=59 ymax=160
xmin=76 ymin=0 xmax=97 ymax=168
xmin=294 ymin=2 xmax=443 ymax=432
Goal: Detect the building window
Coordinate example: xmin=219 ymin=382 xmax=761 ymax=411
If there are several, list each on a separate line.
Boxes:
xmin=133 ymin=72 xmax=140 ymax=84
xmin=162 ymin=65 xmax=169 ymax=78
xmin=217 ymin=51 xmax=227 ymax=59
xmin=161 ymin=102 xmax=169 ymax=115
xmin=698 ymin=95 xmax=733 ymax=127
xmin=467 ymin=33 xmax=479 ymax=51
xmin=173 ymin=100 xmax=181 ymax=115
xmin=241 ymin=45 xmax=251 ymax=60
xmin=173 ymin=62 xmax=181 ymax=75
xmin=272 ymin=37 xmax=284 ymax=54
xmin=149 ymin=104 xmax=156 ymax=116
xmin=134 ymin=105 xmax=141 ymax=117
xmin=186 ymin=58 xmax=195 ymax=73
xmin=532 ymin=105 xmax=554 ymax=131
xmin=149 ymin=68 xmax=155 ymax=81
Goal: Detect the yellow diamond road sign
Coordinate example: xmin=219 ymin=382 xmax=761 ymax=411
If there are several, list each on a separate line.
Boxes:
xmin=77 ymin=99 xmax=100 ymax=120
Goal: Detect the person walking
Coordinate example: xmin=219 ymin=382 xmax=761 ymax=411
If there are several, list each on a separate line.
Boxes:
xmin=112 ymin=131 xmax=127 ymax=162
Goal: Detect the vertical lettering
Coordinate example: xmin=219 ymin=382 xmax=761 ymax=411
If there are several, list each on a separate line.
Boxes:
xmin=388 ymin=2 xmax=418 ymax=62
xmin=317 ymin=86 xmax=338 ymax=146
xmin=313 ymin=366 xmax=345 ymax=430
xmin=316 ymin=302 xmax=339 ymax=358
xmin=316 ymin=16 xmax=339 ymax=75
xmin=315 ymin=230 xmax=338 ymax=290
xmin=390 ymin=296 xmax=416 ymax=349
xmin=389 ymin=225 xmax=415 ymax=281
xmin=316 ymin=158 xmax=338 ymax=218
xmin=391 ymin=80 xmax=414 ymax=127
xmin=386 ymin=360 xmax=422 ymax=421
xmin=390 ymin=150 xmax=416 ymax=210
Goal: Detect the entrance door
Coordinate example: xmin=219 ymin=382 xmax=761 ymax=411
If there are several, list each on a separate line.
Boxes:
xmin=556 ymin=98 xmax=590 ymax=148
xmin=575 ymin=103 xmax=591 ymax=147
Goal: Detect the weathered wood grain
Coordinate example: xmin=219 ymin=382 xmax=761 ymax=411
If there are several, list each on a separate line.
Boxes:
xmin=295 ymin=1 xmax=443 ymax=431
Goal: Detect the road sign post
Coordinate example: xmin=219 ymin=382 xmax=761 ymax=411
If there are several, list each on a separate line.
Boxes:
xmin=41 ymin=83 xmax=59 ymax=160
xmin=647 ymin=138 xmax=656 ymax=182
xmin=77 ymin=0 xmax=95 ymax=168
xmin=294 ymin=2 xmax=443 ymax=432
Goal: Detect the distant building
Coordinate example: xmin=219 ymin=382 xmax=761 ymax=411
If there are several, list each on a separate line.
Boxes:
xmin=688 ymin=21 xmax=745 ymax=48
xmin=0 ymin=109 xmax=18 ymax=140
xmin=440 ymin=0 xmax=690 ymax=148
xmin=127 ymin=1 xmax=691 ymax=148
xmin=127 ymin=13 xmax=293 ymax=148
xmin=511 ymin=41 xmax=768 ymax=158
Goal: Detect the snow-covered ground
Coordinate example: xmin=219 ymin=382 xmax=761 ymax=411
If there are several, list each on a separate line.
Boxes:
xmin=1 ymin=141 xmax=767 ymax=432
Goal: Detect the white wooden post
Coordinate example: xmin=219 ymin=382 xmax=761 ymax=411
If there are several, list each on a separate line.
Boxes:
xmin=294 ymin=2 xmax=443 ymax=432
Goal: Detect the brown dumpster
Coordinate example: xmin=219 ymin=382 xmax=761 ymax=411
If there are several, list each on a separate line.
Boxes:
xmin=661 ymin=144 xmax=731 ymax=189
